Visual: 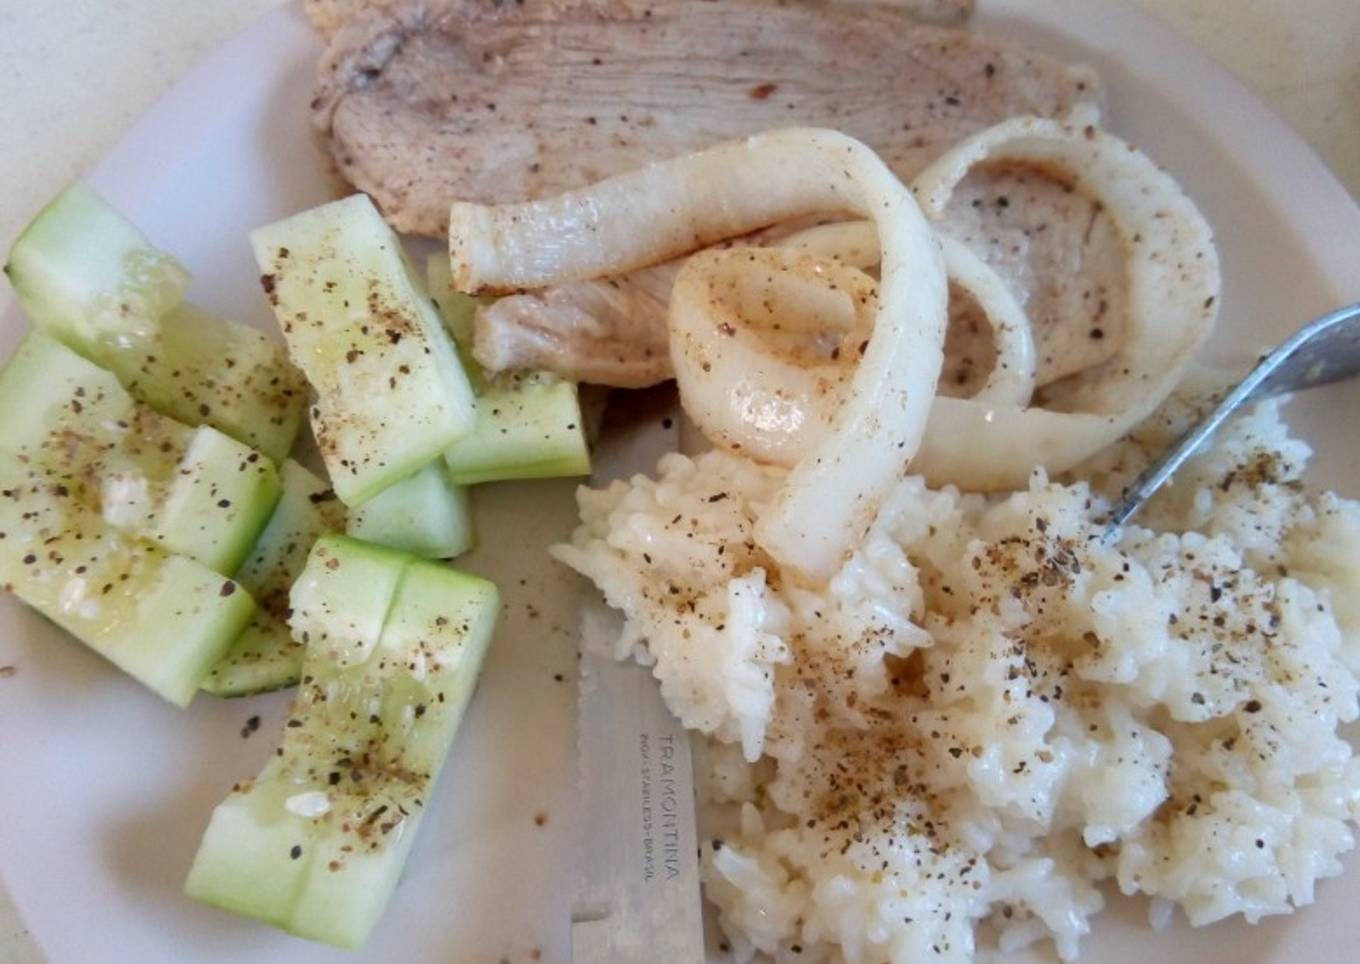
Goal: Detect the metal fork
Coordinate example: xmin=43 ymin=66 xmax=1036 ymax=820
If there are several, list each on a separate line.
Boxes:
xmin=1106 ymin=302 xmax=1360 ymax=531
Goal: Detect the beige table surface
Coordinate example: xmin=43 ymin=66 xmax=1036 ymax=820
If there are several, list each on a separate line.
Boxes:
xmin=0 ymin=0 xmax=1357 ymax=960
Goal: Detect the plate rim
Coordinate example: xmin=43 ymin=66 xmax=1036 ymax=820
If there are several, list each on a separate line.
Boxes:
xmin=2 ymin=0 xmax=1359 ymax=957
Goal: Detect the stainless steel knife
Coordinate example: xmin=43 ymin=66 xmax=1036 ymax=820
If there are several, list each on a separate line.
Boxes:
xmin=571 ymin=388 xmax=706 ymax=964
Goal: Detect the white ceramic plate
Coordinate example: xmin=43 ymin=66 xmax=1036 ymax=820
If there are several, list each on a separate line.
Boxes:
xmin=1 ymin=2 xmax=1357 ymax=962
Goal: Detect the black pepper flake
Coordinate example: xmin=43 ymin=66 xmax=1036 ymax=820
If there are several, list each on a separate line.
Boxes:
xmin=240 ymin=715 xmax=261 ymax=738
xmin=1244 ymin=699 xmax=1262 ymax=713
xmin=290 ymin=845 xmax=302 ymax=859
xmin=219 ymin=581 xmax=237 ymax=597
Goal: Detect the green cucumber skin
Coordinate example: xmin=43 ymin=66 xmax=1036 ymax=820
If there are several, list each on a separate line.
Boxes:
xmin=251 ymin=195 xmax=477 ymax=506
xmin=185 ymin=539 xmax=499 ymax=947
xmin=347 ymin=460 xmax=473 ymax=560
xmin=4 ymin=183 xmax=306 ymax=462
xmin=0 ymin=453 xmax=255 ymax=707
xmin=201 ymin=461 xmax=344 ymax=697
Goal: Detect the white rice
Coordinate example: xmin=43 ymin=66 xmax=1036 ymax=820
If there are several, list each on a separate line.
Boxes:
xmin=552 ymin=396 xmax=1360 ymax=962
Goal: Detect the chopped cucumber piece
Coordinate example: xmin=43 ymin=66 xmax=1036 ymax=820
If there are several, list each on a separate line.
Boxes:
xmin=0 ymin=333 xmax=281 ymax=574
xmin=424 ymin=252 xmax=478 ymax=346
xmin=426 ymin=253 xmax=591 ymax=484
xmin=234 ymin=461 xmax=345 ymax=613
xmin=347 ymin=461 xmax=473 ymax=559
xmin=251 ymin=195 xmax=477 ymax=506
xmin=0 ymin=329 xmax=163 ymax=454
xmin=0 ymin=454 xmax=255 ymax=706
xmin=120 ymin=303 xmax=306 ymax=463
xmin=185 ymin=538 xmax=499 ymax=947
xmin=444 ymin=373 xmax=591 ymax=484
xmin=199 ymin=613 xmax=298 ymax=698
xmin=4 ymin=183 xmax=306 ymax=462
xmin=288 ymin=535 xmax=410 ymax=668
xmin=3 ymin=182 xmax=188 ymax=345
xmin=202 ymin=461 xmax=344 ymax=697
xmin=151 ymin=426 xmax=281 ymax=575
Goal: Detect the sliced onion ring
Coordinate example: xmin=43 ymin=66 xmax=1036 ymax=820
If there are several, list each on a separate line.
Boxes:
xmin=450 ymin=128 xmax=948 ymax=580
xmin=671 ymin=227 xmax=1038 ymax=469
xmin=751 ymin=118 xmax=1220 ymax=490
xmin=907 ymin=117 xmax=1220 ymax=487
xmin=781 ymin=221 xmax=1038 ymax=405
xmin=670 ymin=247 xmax=877 ymax=466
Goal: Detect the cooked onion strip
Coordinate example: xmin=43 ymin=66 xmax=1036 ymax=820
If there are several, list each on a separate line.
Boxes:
xmin=782 ymin=221 xmax=1037 ymax=405
xmin=670 ymin=227 xmax=1039 ymax=468
xmin=905 ymin=119 xmax=1219 ymax=487
xmin=670 ymin=247 xmax=877 ymax=466
xmin=451 ymin=128 xmax=947 ymax=580
xmin=762 ymin=119 xmax=1221 ymax=490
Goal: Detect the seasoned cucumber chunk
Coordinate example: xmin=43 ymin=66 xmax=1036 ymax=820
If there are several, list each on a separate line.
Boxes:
xmin=198 ymin=613 xmax=297 ymax=698
xmin=251 ymin=195 xmax=477 ymax=505
xmin=202 ymin=461 xmax=344 ymax=697
xmin=122 ymin=303 xmax=306 ymax=463
xmin=347 ymin=461 xmax=473 ymax=559
xmin=426 ymin=253 xmax=590 ymax=484
xmin=287 ymin=536 xmax=411 ymax=668
xmin=151 ymin=426 xmax=282 ymax=576
xmin=233 ymin=461 xmax=345 ymax=613
xmin=0 ymin=454 xmax=255 ymax=706
xmin=4 ymin=182 xmax=306 ymax=461
xmin=3 ymin=182 xmax=188 ymax=345
xmin=444 ymin=372 xmax=590 ymax=484
xmin=0 ymin=334 xmax=281 ymax=575
xmin=185 ymin=537 xmax=499 ymax=947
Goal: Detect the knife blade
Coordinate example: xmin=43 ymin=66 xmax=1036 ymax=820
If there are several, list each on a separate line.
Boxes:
xmin=571 ymin=387 xmax=705 ymax=964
